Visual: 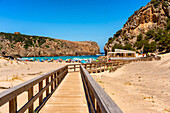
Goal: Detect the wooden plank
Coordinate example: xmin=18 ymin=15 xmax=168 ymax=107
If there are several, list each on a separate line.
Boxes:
xmin=39 ymin=81 xmax=43 ymax=105
xmin=18 ymin=69 xmax=68 ymax=113
xmin=80 ymin=65 xmax=123 ymax=113
xmin=81 ymin=72 xmax=96 ymax=113
xmin=96 ymin=64 xmax=97 ymax=73
xmin=90 ymin=64 xmax=92 ymax=73
xmin=0 ymin=65 xmax=67 ymax=107
xmin=40 ymin=72 xmax=88 ymax=113
xmin=74 ymin=65 xmax=76 ymax=72
xmin=100 ymin=63 xmax=102 ymax=73
xmin=51 ymin=74 xmax=54 ymax=92
xmin=28 ymin=87 xmax=34 ymax=113
xmin=9 ymin=97 xmax=17 ymax=113
xmin=46 ymin=77 xmax=49 ymax=96
xmin=54 ymin=73 xmax=57 ymax=88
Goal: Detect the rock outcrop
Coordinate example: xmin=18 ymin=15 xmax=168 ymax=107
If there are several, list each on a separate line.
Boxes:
xmin=105 ymin=0 xmax=170 ymax=54
xmin=0 ymin=32 xmax=100 ymax=57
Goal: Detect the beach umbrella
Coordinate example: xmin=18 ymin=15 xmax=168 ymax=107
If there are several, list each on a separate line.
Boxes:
xmin=81 ymin=60 xmax=86 ymax=64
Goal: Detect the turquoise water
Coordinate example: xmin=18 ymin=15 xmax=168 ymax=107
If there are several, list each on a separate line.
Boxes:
xmin=21 ymin=53 xmax=105 ymax=61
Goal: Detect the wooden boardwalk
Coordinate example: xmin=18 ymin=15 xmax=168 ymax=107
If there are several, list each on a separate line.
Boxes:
xmin=40 ymin=72 xmax=88 ymax=113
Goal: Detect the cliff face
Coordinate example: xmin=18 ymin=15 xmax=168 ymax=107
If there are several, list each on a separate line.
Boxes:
xmin=0 ymin=32 xmax=100 ymax=57
xmin=105 ymin=0 xmax=170 ymax=54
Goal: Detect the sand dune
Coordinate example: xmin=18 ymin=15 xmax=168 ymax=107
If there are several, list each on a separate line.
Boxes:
xmin=92 ymin=53 xmax=170 ymax=113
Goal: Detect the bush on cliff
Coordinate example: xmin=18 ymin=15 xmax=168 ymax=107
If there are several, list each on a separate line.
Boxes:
xmin=137 ymin=33 xmax=143 ymax=41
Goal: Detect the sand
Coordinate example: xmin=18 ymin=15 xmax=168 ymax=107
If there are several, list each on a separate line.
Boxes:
xmin=0 ymin=53 xmax=170 ymax=113
xmin=0 ymin=59 xmax=66 ymax=92
xmin=91 ymin=53 xmax=170 ymax=113
xmin=0 ymin=59 xmax=66 ymax=113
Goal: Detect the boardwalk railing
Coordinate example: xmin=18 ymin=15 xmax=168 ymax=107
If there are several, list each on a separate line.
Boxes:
xmin=67 ymin=64 xmax=80 ymax=72
xmin=81 ymin=62 xmax=125 ymax=73
xmin=80 ymin=65 xmax=123 ymax=113
xmin=0 ymin=65 xmax=68 ymax=113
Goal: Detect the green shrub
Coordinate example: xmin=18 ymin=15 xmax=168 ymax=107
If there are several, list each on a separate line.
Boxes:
xmin=135 ymin=40 xmax=146 ymax=49
xmin=162 ymin=1 xmax=168 ymax=7
xmin=146 ymin=30 xmax=154 ymax=38
xmin=45 ymin=45 xmax=49 ymax=48
xmin=149 ymin=41 xmax=157 ymax=52
xmin=137 ymin=33 xmax=143 ymax=41
xmin=143 ymin=42 xmax=150 ymax=53
xmin=112 ymin=44 xmax=124 ymax=51
xmin=154 ymin=33 xmax=161 ymax=41
xmin=166 ymin=18 xmax=170 ymax=30
xmin=151 ymin=0 xmax=160 ymax=8
xmin=124 ymin=44 xmax=134 ymax=50
xmin=0 ymin=32 xmax=50 ymax=49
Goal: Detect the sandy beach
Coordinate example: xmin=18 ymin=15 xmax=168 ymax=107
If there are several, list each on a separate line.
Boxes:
xmin=0 ymin=59 xmax=66 ymax=93
xmin=92 ymin=53 xmax=170 ymax=113
xmin=0 ymin=53 xmax=170 ymax=113
xmin=0 ymin=58 xmax=67 ymax=113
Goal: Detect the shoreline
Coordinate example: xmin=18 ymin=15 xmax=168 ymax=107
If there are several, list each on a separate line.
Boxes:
xmin=22 ymin=53 xmax=104 ymax=58
xmin=2 ymin=53 xmax=103 ymax=58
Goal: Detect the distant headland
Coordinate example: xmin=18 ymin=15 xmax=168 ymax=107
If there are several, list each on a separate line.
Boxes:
xmin=0 ymin=32 xmax=100 ymax=58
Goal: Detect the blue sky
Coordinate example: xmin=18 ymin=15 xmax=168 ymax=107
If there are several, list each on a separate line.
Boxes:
xmin=0 ymin=0 xmax=150 ymax=52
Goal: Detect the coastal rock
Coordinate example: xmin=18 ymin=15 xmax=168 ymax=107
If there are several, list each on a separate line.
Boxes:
xmin=0 ymin=33 xmax=100 ymax=57
xmin=105 ymin=0 xmax=170 ymax=53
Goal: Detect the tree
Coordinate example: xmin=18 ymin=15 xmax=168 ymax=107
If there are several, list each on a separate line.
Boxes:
xmin=123 ymin=44 xmax=131 ymax=50
xmin=135 ymin=40 xmax=144 ymax=49
xmin=137 ymin=33 xmax=143 ymax=41
xmin=112 ymin=44 xmax=123 ymax=51
xmin=146 ymin=30 xmax=154 ymax=39
xmin=166 ymin=18 xmax=170 ymax=30
xmin=149 ymin=42 xmax=157 ymax=52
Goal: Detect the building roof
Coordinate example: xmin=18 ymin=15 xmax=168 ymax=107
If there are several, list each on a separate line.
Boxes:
xmin=108 ymin=49 xmax=136 ymax=53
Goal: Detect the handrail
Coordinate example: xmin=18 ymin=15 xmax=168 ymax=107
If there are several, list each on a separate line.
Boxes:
xmin=0 ymin=65 xmax=68 ymax=113
xmin=80 ymin=65 xmax=123 ymax=113
xmin=67 ymin=64 xmax=80 ymax=72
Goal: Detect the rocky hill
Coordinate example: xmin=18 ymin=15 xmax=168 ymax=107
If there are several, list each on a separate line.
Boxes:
xmin=105 ymin=0 xmax=170 ymax=54
xmin=0 ymin=32 xmax=100 ymax=57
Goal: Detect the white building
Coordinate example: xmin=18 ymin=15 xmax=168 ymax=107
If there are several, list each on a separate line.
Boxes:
xmin=108 ymin=49 xmax=136 ymax=60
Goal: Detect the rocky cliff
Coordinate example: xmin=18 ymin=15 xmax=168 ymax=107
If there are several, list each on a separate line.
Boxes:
xmin=105 ymin=0 xmax=170 ymax=54
xmin=0 ymin=32 xmax=100 ymax=57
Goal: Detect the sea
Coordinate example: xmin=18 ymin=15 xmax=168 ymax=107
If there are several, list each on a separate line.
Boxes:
xmin=21 ymin=52 xmax=105 ymax=61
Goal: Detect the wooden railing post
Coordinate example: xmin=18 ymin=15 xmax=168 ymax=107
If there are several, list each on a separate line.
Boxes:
xmin=96 ymin=63 xmax=97 ymax=73
xmin=90 ymin=64 xmax=92 ymax=73
xmin=39 ymin=81 xmax=43 ymax=105
xmin=74 ymin=65 xmax=76 ymax=72
xmin=54 ymin=73 xmax=57 ymax=88
xmin=96 ymin=101 xmax=101 ymax=113
xmin=46 ymin=77 xmax=49 ymax=96
xmin=57 ymin=71 xmax=60 ymax=85
xmin=51 ymin=74 xmax=54 ymax=92
xmin=100 ymin=63 xmax=102 ymax=72
xmin=9 ymin=97 xmax=17 ymax=113
xmin=28 ymin=87 xmax=33 ymax=113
